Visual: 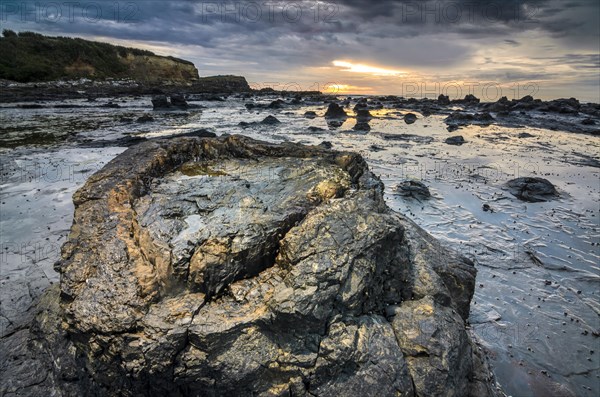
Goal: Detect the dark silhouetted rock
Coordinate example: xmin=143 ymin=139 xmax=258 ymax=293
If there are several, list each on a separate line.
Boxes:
xmin=445 ymin=136 xmax=466 ymax=145
xmin=261 ymin=115 xmax=281 ymax=125
xmin=324 ymin=103 xmax=348 ymax=119
xmin=438 ymin=94 xmax=450 ymax=105
xmin=178 ymin=129 xmax=217 ymax=138
xmin=445 ymin=112 xmax=494 ymax=127
xmin=170 ymin=94 xmax=188 ymax=108
xmin=356 ymin=109 xmax=372 ymax=121
xmin=136 ymin=114 xmax=154 ymax=123
xmin=505 ymin=177 xmax=558 ymax=202
xmin=304 ymin=111 xmax=318 ymax=119
xmin=464 ymin=94 xmax=480 ymax=104
xmin=151 ymin=95 xmax=170 ymax=109
xmin=353 ymin=121 xmax=371 ymax=131
xmin=395 ymin=180 xmax=431 ymax=199
xmin=404 ymin=113 xmax=418 ymax=124
xmin=518 ymin=132 xmax=536 ymax=138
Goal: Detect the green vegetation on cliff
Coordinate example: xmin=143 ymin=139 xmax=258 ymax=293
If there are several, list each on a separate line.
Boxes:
xmin=0 ymin=30 xmax=199 ymax=83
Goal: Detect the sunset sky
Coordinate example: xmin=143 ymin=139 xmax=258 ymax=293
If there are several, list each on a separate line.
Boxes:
xmin=3 ymin=0 xmax=599 ymax=101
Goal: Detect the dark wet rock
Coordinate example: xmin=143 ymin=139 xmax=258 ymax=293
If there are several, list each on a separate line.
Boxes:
xmin=356 ymin=109 xmax=372 ymax=121
xmin=519 ymin=95 xmax=534 ymax=103
xmin=152 ymin=94 xmax=189 ymax=110
xmin=151 ymin=95 xmax=171 ymax=109
xmin=0 ymin=135 xmax=500 ymax=397
xmin=261 ymin=115 xmax=281 ymax=125
xmin=324 ymin=103 xmax=348 ymax=119
xmin=505 ymin=177 xmax=559 ymax=202
xmin=382 ymin=133 xmax=434 ymax=144
xmin=268 ymin=99 xmax=285 ymax=109
xmin=353 ymin=121 xmax=371 ymax=131
xmin=582 ymin=118 xmax=596 ymax=125
xmin=445 ymin=111 xmax=494 ymax=127
xmin=395 ymin=180 xmax=431 ymax=199
xmin=170 ymin=94 xmax=189 ymax=108
xmin=353 ymin=100 xmax=368 ymax=112
xmin=420 ymin=107 xmax=432 ymax=117
xmin=464 ymin=94 xmax=480 ymax=104
xmin=102 ymin=101 xmax=121 ymax=108
xmin=239 ymin=116 xmax=281 ymax=128
xmin=326 ymin=119 xmax=345 ymax=129
xmin=18 ymin=103 xmax=45 ymax=109
xmin=136 ymin=114 xmax=155 ymax=123
xmin=404 ymin=113 xmax=418 ymax=124
xmin=178 ymin=129 xmax=217 ymax=138
xmin=369 ymin=144 xmax=386 ymax=152
xmin=438 ymin=94 xmax=450 ymax=105
xmin=445 ymin=136 xmax=466 ymax=146
xmin=308 ymin=126 xmax=326 ymax=133
xmin=518 ymin=132 xmax=536 ymax=138
xmin=319 ymin=140 xmax=333 ymax=149
xmin=304 ymin=111 xmax=318 ymax=119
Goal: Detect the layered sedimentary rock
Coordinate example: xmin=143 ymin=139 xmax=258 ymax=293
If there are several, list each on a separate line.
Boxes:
xmin=0 ymin=135 xmax=501 ymax=397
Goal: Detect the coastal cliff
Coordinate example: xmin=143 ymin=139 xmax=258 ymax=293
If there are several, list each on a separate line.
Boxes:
xmin=0 ymin=30 xmax=199 ymax=84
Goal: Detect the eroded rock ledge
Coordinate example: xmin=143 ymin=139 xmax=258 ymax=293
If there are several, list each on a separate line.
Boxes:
xmin=1 ymin=135 xmax=502 ymax=397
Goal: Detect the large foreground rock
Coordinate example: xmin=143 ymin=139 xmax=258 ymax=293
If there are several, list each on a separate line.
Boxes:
xmin=1 ymin=135 xmax=501 ymax=397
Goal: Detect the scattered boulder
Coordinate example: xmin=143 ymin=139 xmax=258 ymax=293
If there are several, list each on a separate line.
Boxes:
xmin=445 ymin=136 xmax=466 ymax=145
xmin=395 ymin=180 xmax=431 ymax=199
xmin=445 ymin=112 xmax=494 ymax=127
xmin=437 ymin=94 xmax=450 ymax=105
xmin=178 ymin=129 xmax=217 ymax=138
xmin=268 ymin=99 xmax=285 ymax=109
xmin=261 ymin=115 xmax=281 ymax=125
xmin=505 ymin=177 xmax=558 ymax=202
xmin=304 ymin=111 xmax=318 ymax=119
xmin=136 ymin=114 xmax=154 ymax=123
xmin=0 ymin=136 xmax=501 ymax=397
xmin=151 ymin=95 xmax=171 ymax=110
xmin=170 ymin=94 xmax=189 ymax=108
xmin=152 ymin=94 xmax=189 ymax=110
xmin=464 ymin=94 xmax=480 ymax=104
xmin=517 ymin=132 xmax=536 ymax=138
xmin=356 ymin=109 xmax=373 ymax=121
xmin=324 ymin=103 xmax=348 ymax=119
xmin=404 ymin=113 xmax=418 ymax=124
xmin=353 ymin=121 xmax=371 ymax=132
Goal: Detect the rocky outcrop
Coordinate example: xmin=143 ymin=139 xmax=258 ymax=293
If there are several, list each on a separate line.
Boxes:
xmin=324 ymin=103 xmax=348 ymax=119
xmin=1 ymin=136 xmax=501 ymax=397
xmin=505 ymin=177 xmax=558 ymax=202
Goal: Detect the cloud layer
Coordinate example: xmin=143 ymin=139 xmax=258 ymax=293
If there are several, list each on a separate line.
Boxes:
xmin=2 ymin=0 xmax=599 ymax=100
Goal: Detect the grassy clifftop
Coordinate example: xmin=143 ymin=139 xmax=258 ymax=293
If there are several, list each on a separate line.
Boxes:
xmin=0 ymin=30 xmax=199 ymax=84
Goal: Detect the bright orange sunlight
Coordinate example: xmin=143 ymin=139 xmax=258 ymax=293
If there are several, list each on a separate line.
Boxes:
xmin=332 ymin=60 xmax=406 ymax=76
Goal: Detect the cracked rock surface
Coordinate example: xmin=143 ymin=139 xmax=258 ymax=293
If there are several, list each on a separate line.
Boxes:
xmin=1 ymin=135 xmax=501 ymax=396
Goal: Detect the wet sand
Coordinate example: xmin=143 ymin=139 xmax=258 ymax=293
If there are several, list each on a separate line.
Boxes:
xmin=1 ymin=96 xmax=598 ymax=396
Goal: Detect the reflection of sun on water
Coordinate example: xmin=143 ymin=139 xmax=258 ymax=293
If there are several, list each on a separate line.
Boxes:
xmin=332 ymin=60 xmax=406 ymax=76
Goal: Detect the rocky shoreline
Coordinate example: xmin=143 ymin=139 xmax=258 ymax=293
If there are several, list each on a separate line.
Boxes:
xmin=0 ymin=135 xmax=503 ymax=396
